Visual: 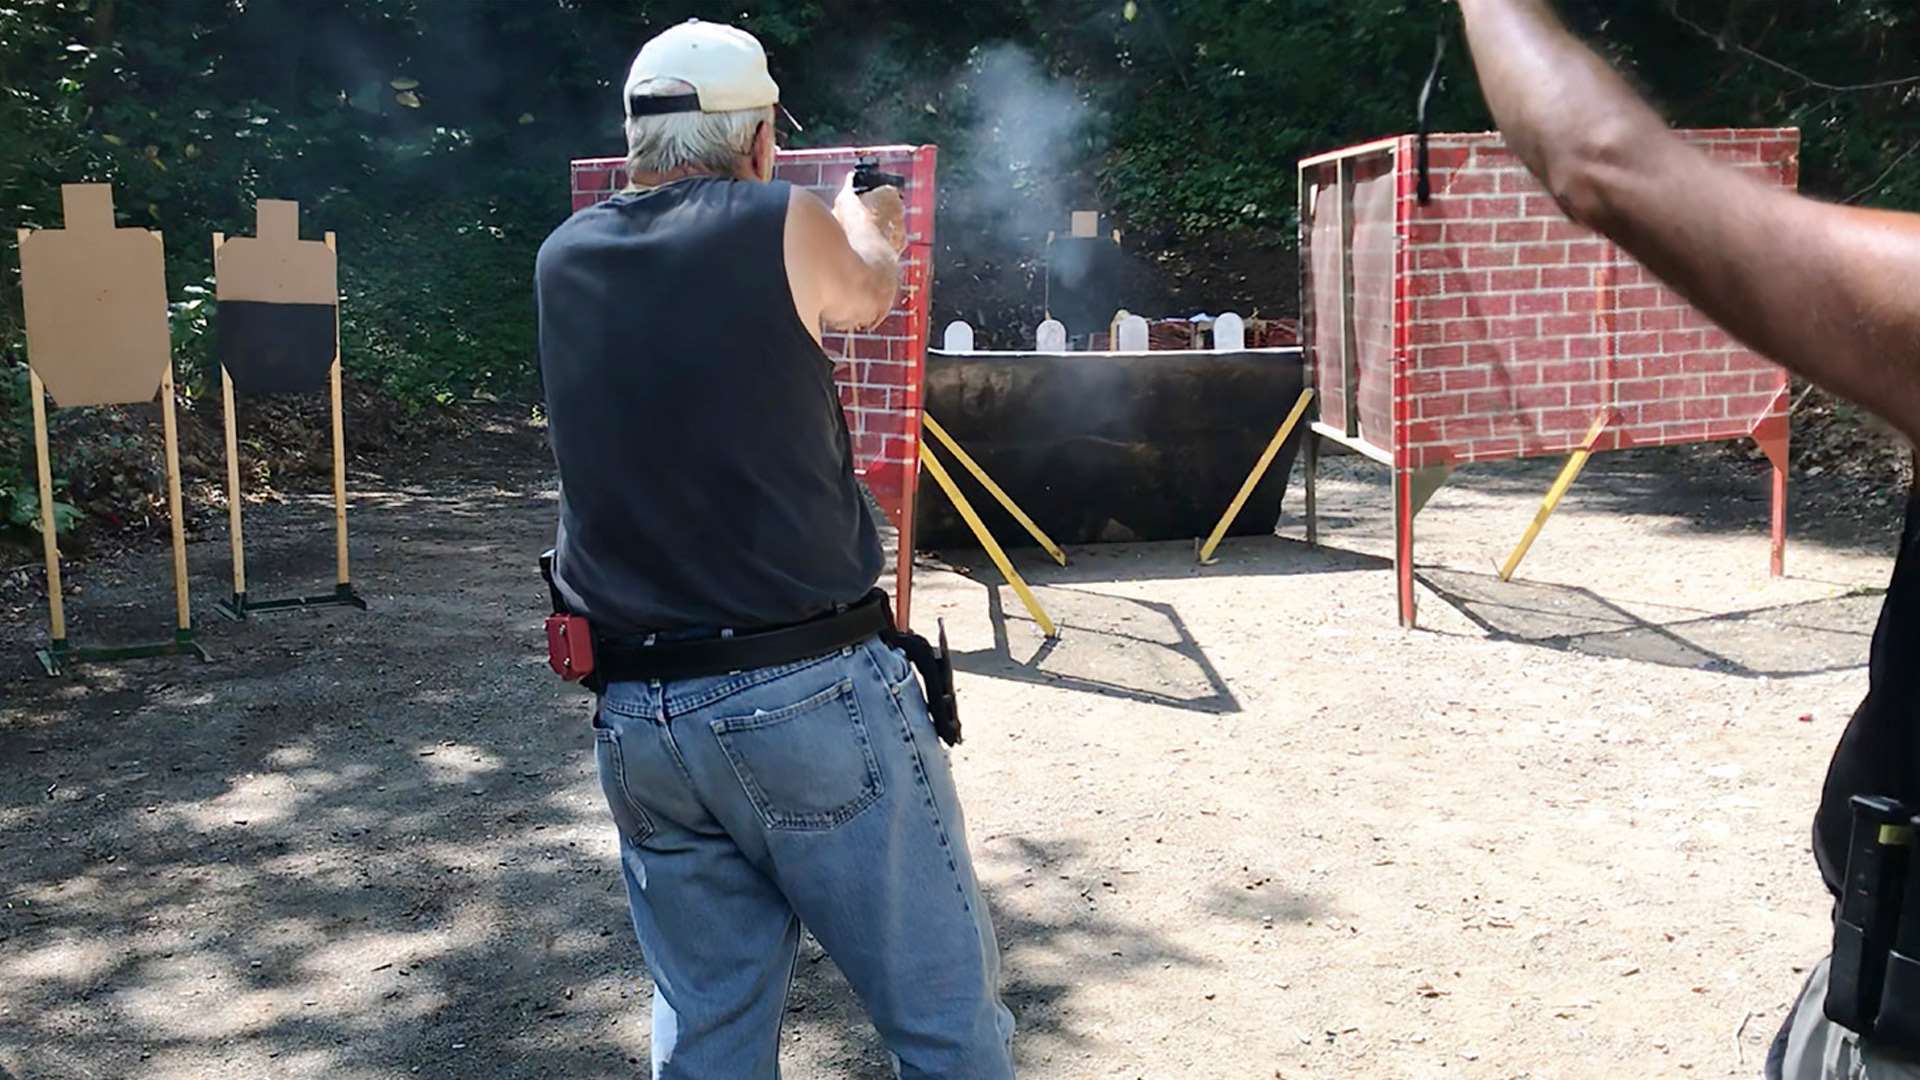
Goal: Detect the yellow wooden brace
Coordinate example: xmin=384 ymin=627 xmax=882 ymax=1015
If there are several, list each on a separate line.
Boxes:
xmin=157 ymin=358 xmax=192 ymax=632
xmin=921 ymin=445 xmax=1058 ymax=639
xmin=28 ymin=367 xmax=65 ymax=641
xmin=326 ymin=233 xmax=351 ymax=588
xmin=1198 ymin=388 xmax=1315 ymax=564
xmin=923 ymin=413 xmax=1067 ymax=566
xmin=213 ymin=233 xmax=250 ymax=600
xmin=1499 ymin=410 xmax=1612 ymax=582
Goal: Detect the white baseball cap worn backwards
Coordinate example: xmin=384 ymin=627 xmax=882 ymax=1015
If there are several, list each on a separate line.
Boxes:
xmin=624 ymin=20 xmax=783 ymax=118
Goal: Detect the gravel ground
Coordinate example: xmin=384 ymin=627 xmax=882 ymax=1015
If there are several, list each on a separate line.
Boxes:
xmin=0 ymin=414 xmax=1904 ymax=1079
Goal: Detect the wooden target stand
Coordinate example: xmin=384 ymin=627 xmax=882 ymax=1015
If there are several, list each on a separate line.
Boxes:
xmin=18 ymin=185 xmax=208 ymax=674
xmin=211 ymin=200 xmax=365 ymax=620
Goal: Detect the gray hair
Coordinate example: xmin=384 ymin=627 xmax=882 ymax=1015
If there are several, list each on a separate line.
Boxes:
xmin=625 ymin=78 xmax=773 ymax=177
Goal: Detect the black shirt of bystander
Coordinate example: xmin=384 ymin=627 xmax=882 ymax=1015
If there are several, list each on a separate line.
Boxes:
xmin=1815 ymin=468 xmax=1920 ymax=897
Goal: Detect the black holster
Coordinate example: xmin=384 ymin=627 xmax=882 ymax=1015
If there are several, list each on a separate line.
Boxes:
xmin=1827 ymin=794 xmax=1920 ymax=1052
xmin=877 ymin=595 xmax=962 ymax=747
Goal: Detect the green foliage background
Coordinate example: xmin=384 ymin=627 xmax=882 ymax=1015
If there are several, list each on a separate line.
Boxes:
xmin=1 ymin=0 xmax=1915 ymax=543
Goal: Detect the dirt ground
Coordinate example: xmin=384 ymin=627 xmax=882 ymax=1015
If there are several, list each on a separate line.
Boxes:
xmin=0 ymin=411 xmax=1906 ymax=1080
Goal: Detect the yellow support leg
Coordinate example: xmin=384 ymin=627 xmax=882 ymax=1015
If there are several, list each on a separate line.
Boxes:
xmin=29 ymin=369 xmax=64 ymax=643
xmin=1499 ymin=411 xmax=1611 ymax=582
xmin=326 ymin=232 xmax=351 ymax=589
xmin=1198 ymin=389 xmax=1315 ymax=564
xmin=923 ymin=413 xmax=1068 ymax=567
xmin=158 ymin=361 xmax=192 ymax=633
xmin=922 ymin=445 xmax=1058 ymax=639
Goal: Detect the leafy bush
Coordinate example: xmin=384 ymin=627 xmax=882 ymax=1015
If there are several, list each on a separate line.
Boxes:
xmin=0 ymin=366 xmax=82 ymax=546
xmin=337 ymin=173 xmax=551 ymax=406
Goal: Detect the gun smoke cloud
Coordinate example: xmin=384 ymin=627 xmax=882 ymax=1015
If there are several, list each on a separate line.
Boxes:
xmin=949 ymin=43 xmax=1099 ymax=244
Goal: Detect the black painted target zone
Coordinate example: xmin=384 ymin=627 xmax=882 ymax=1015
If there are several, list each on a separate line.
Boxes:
xmin=216 ymin=301 xmax=339 ymax=395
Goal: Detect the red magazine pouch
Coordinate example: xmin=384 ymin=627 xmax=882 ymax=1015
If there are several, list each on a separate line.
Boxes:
xmin=546 ymin=613 xmax=596 ymax=682
xmin=540 ymin=549 xmax=595 ymax=683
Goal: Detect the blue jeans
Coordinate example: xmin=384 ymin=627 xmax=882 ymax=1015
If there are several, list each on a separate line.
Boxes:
xmin=591 ymin=635 xmax=1016 ymax=1079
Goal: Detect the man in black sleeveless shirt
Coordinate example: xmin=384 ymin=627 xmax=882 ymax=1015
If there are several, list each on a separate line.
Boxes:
xmin=536 ymin=21 xmax=1014 ymax=1079
xmin=1451 ymin=2 xmax=1920 ymax=1075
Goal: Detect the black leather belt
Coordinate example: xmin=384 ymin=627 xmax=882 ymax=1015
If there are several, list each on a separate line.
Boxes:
xmin=591 ymin=592 xmax=889 ymax=686
xmin=540 ymin=551 xmax=963 ymax=745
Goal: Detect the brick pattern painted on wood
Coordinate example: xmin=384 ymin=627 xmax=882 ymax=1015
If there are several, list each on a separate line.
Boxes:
xmin=1304 ymin=129 xmax=1798 ymax=472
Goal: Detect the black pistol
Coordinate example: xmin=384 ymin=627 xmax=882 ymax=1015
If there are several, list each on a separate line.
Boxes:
xmin=852 ymin=157 xmax=906 ymax=195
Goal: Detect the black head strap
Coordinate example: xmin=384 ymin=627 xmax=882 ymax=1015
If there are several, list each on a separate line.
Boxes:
xmin=1416 ymin=24 xmax=1448 ymax=206
xmin=627 ymin=92 xmax=703 ymax=117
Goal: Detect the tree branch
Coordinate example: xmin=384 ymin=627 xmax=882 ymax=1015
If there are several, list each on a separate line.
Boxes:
xmin=1845 ymin=138 xmax=1920 ymax=205
xmin=1666 ymin=1 xmax=1920 ymax=94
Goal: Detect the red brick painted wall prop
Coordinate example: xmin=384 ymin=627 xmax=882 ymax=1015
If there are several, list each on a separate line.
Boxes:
xmin=568 ymin=145 xmax=938 ymax=628
xmin=1298 ymin=129 xmax=1798 ymax=626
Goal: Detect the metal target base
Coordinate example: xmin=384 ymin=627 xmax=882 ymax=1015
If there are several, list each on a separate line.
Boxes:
xmin=36 ymin=631 xmax=212 ymax=677
xmin=216 ymin=584 xmax=368 ymax=622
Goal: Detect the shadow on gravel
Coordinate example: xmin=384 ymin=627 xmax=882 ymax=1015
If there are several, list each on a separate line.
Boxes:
xmin=1419 ymin=567 xmax=1878 ymax=678
xmin=1313 ymin=443 xmax=1906 ymax=554
xmin=1 ymin=449 xmax=1194 ymax=1078
xmin=949 ymin=581 xmax=1240 ymax=715
xmin=932 ymin=521 xmax=1875 ymax=687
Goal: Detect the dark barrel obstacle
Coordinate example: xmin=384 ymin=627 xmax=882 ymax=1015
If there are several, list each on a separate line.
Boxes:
xmin=916 ymin=348 xmax=1307 ymax=549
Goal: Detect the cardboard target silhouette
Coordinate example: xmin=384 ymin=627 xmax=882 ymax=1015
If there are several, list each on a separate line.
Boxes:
xmin=20 ymin=185 xmax=173 ymax=407
xmin=16 ymin=184 xmax=207 ymax=673
xmin=215 ymin=199 xmax=340 ymax=394
xmin=211 ymin=200 xmax=364 ymax=619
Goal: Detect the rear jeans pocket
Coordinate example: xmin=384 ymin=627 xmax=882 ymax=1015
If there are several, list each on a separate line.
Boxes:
xmin=710 ymin=678 xmax=884 ymax=831
xmin=593 ymin=718 xmax=657 ymax=846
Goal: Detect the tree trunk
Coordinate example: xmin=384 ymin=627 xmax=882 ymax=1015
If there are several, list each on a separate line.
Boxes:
xmin=91 ymin=0 xmax=116 ymax=47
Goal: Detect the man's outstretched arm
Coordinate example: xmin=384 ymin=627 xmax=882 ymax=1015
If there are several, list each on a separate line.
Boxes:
xmin=1456 ymin=0 xmax=1920 ymax=444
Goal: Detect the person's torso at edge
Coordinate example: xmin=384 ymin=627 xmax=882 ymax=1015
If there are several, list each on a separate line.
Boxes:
xmin=1815 ymin=479 xmax=1920 ymax=895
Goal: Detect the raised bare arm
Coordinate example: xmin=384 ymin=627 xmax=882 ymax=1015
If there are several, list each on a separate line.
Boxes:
xmin=1456 ymin=0 xmax=1920 ymax=443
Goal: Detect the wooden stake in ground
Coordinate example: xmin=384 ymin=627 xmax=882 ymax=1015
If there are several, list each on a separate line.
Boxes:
xmin=327 ymin=232 xmax=351 ymax=592
xmin=213 ymin=232 xmax=248 ymax=605
xmin=27 ymin=365 xmax=65 ymax=645
xmin=158 ymin=354 xmax=192 ymax=635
